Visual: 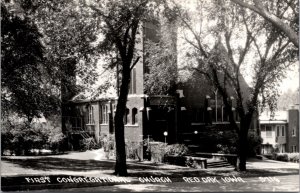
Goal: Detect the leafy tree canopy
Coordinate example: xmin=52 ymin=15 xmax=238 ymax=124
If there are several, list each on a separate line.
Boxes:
xmin=2 ymin=0 xmax=100 ymax=121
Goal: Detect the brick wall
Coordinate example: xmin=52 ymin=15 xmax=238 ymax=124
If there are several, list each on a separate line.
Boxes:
xmin=287 ymin=109 xmax=299 ymax=152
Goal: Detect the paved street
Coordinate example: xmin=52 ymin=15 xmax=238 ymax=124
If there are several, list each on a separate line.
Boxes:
xmin=1 ymin=149 xmax=299 ymax=192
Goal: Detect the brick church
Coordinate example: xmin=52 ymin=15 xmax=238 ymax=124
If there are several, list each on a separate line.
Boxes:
xmin=62 ymin=22 xmax=258 ymax=156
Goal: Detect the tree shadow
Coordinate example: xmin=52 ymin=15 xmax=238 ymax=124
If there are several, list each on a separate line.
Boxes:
xmin=2 ymin=156 xmax=298 ymax=179
xmin=1 ymin=157 xmax=180 ymax=172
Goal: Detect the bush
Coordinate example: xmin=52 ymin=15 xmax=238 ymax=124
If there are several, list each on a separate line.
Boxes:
xmin=288 ymin=153 xmax=299 ymax=162
xmin=79 ymin=137 xmax=98 ymax=151
xmin=275 ymin=153 xmax=288 ymax=162
xmin=126 ymin=141 xmax=143 ymax=161
xmin=247 ymin=131 xmax=263 ymax=157
xmin=100 ymin=134 xmax=115 ymax=159
xmin=216 ymin=144 xmax=237 ymax=155
xmin=165 ymin=144 xmax=189 ymax=156
xmin=1 ymin=116 xmax=65 ymax=155
xmin=146 ymin=142 xmax=189 ymax=163
xmin=148 ymin=142 xmax=166 ymax=163
xmin=185 ymin=157 xmax=197 ymax=168
xmin=275 ymin=153 xmax=299 ymax=162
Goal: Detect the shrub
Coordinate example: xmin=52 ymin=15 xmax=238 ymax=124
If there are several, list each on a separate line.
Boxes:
xmin=275 ymin=153 xmax=299 ymax=162
xmin=185 ymin=157 xmax=197 ymax=168
xmin=100 ymin=134 xmax=115 ymax=159
xmin=126 ymin=141 xmax=143 ymax=161
xmin=247 ymin=131 xmax=263 ymax=157
xmin=79 ymin=137 xmax=96 ymax=151
xmin=275 ymin=153 xmax=288 ymax=162
xmin=146 ymin=142 xmax=189 ymax=163
xmin=288 ymin=153 xmax=299 ymax=162
xmin=216 ymin=144 xmax=237 ymax=155
xmin=165 ymin=144 xmax=189 ymax=156
xmin=148 ymin=142 xmax=166 ymax=163
xmin=1 ymin=116 xmax=65 ymax=155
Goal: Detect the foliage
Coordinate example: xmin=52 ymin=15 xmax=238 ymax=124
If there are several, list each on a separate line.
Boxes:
xmin=164 ymin=143 xmax=189 ymax=156
xmin=274 ymin=153 xmax=289 ymax=162
xmin=216 ymin=130 xmax=262 ymax=157
xmin=230 ymin=0 xmax=299 ymax=48
xmin=275 ymin=153 xmax=299 ymax=162
xmin=126 ymin=141 xmax=143 ymax=161
xmin=144 ymin=20 xmax=178 ymax=95
xmin=79 ymin=137 xmax=100 ymax=151
xmin=100 ymin=134 xmax=116 ymax=159
xmin=1 ymin=3 xmax=59 ymax=121
xmin=247 ymin=131 xmax=263 ymax=156
xmin=32 ymin=0 xmax=100 ymax=99
xmin=287 ymin=153 xmax=300 ymax=162
xmin=147 ymin=142 xmax=166 ymax=163
xmin=2 ymin=0 xmax=101 ymax=123
xmin=146 ymin=142 xmax=189 ymax=163
xmin=89 ymin=0 xmax=167 ymax=176
xmin=277 ymin=89 xmax=299 ymax=110
xmin=185 ymin=157 xmax=199 ymax=168
xmin=1 ymin=116 xmax=65 ymax=155
xmin=168 ymin=0 xmax=298 ymax=171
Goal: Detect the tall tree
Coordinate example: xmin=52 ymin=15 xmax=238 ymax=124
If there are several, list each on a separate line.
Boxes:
xmin=89 ymin=0 xmax=161 ymax=176
xmin=230 ymin=0 xmax=299 ymax=48
xmin=144 ymin=19 xmax=178 ymax=95
xmin=2 ymin=0 xmax=99 ymax=123
xmin=1 ymin=2 xmax=57 ymax=122
xmin=172 ymin=0 xmax=298 ymax=171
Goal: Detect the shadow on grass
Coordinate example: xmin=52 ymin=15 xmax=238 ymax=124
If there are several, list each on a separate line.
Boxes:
xmin=2 ymin=156 xmax=299 ymax=179
xmin=1 ymin=157 xmax=183 ymax=172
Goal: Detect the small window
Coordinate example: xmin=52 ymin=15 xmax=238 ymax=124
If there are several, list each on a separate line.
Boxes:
xmin=129 ymin=68 xmax=136 ymax=94
xmin=292 ymin=145 xmax=297 ymax=153
xmin=124 ymin=108 xmax=129 ymax=125
xmin=276 ymin=126 xmax=280 ymax=137
xmin=101 ymin=105 xmax=108 ymax=124
xmin=292 ymin=127 xmax=296 ymax=136
xmin=281 ymin=125 xmax=285 ymax=137
xmin=87 ymin=106 xmax=94 ymax=124
xmin=132 ymin=108 xmax=138 ymax=125
xmin=266 ymin=126 xmax=272 ymax=138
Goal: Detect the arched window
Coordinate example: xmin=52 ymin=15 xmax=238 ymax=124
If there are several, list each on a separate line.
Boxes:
xmin=132 ymin=108 xmax=138 ymax=125
xmin=87 ymin=105 xmax=94 ymax=124
xmin=124 ymin=108 xmax=129 ymax=125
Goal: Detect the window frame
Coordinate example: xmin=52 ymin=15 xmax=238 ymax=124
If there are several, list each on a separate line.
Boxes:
xmin=132 ymin=108 xmax=138 ymax=125
xmin=87 ymin=105 xmax=95 ymax=125
xmin=281 ymin=125 xmax=285 ymax=137
xmin=276 ymin=126 xmax=280 ymax=137
xmin=265 ymin=125 xmax=272 ymax=138
xmin=129 ymin=68 xmax=137 ymax=94
xmin=124 ymin=108 xmax=129 ymax=125
xmin=292 ymin=127 xmax=296 ymax=137
xmin=101 ymin=105 xmax=108 ymax=125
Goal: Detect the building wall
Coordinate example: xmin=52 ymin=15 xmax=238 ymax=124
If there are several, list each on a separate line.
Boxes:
xmin=260 ymin=123 xmax=288 ymax=154
xmin=287 ymin=109 xmax=299 ymax=152
xmin=124 ymin=96 xmax=144 ymax=142
xmin=73 ymin=102 xmax=100 ymax=143
xmin=260 ymin=124 xmax=276 ymax=146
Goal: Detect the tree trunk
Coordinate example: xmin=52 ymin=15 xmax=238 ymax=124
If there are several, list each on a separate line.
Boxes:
xmin=237 ymin=116 xmax=251 ymax=171
xmin=114 ymin=67 xmax=130 ymax=176
xmin=238 ymin=131 xmax=248 ymax=171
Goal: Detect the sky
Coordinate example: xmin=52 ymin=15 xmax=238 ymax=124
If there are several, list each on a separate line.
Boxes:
xmin=278 ymin=64 xmax=299 ymax=93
